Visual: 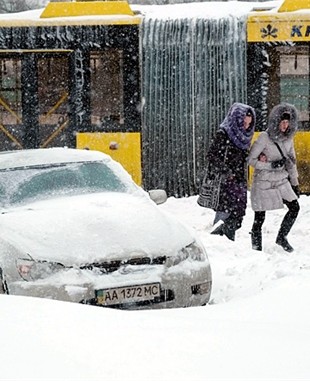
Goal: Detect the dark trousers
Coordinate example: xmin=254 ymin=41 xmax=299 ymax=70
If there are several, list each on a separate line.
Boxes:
xmin=252 ymin=199 xmax=300 ymax=235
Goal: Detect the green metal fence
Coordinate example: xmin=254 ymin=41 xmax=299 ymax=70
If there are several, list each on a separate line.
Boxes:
xmin=141 ymin=16 xmax=248 ymax=197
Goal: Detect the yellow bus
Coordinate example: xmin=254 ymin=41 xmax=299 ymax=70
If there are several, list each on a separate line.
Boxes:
xmin=0 ymin=0 xmax=142 ymax=184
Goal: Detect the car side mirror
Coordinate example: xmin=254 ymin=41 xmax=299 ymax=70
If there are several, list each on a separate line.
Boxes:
xmin=148 ymin=189 xmax=167 ymax=205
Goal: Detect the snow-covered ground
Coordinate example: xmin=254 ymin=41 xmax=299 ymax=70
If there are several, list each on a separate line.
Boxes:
xmin=0 ymin=193 xmax=309 ymax=381
xmin=164 ymin=193 xmax=310 ymax=305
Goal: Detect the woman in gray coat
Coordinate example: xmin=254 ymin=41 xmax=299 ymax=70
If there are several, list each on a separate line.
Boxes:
xmin=247 ymin=103 xmax=300 ymax=252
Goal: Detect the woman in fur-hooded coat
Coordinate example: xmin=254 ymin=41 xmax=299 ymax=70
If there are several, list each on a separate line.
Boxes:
xmin=200 ymin=102 xmax=256 ymax=241
xmin=247 ymin=103 xmax=300 ymax=252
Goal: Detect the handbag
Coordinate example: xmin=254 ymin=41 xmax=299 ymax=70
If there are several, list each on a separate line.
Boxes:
xmin=197 ymin=170 xmax=223 ymax=209
xmin=197 ymin=146 xmax=228 ymax=210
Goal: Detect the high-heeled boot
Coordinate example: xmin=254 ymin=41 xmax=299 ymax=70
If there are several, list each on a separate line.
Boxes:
xmin=250 ymin=230 xmax=262 ymax=251
xmin=275 ymin=213 xmax=296 ymax=253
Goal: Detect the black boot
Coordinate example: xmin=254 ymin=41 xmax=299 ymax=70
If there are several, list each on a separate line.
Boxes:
xmin=210 ymin=223 xmax=235 ymax=241
xmin=250 ymin=230 xmax=262 ymax=251
xmin=210 ymin=224 xmax=224 ymax=236
xmin=221 ymin=216 xmax=243 ymax=242
xmin=222 ymin=224 xmax=235 ymax=241
xmin=275 ymin=210 xmax=297 ymax=253
xmin=276 ymin=234 xmax=294 ymax=252
xmin=210 ymin=216 xmax=240 ymax=242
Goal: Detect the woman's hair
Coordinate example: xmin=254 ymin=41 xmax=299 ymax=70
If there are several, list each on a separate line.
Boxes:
xmin=280 ymin=112 xmax=291 ymax=121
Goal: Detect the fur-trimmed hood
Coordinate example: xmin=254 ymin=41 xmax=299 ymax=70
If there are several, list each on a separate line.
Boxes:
xmin=266 ymin=103 xmax=298 ymax=142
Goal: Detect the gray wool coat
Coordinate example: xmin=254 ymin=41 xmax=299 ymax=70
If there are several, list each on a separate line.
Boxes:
xmin=247 ymin=103 xmax=299 ymax=212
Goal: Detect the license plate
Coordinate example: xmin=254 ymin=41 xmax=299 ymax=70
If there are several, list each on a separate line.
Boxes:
xmin=96 ymin=283 xmax=161 ymax=306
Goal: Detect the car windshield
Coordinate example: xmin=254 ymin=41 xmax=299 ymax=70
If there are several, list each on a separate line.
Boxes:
xmin=0 ymin=161 xmax=135 ymax=206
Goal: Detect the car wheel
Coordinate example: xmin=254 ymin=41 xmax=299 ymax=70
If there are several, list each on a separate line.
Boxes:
xmin=0 ymin=268 xmax=9 ymax=294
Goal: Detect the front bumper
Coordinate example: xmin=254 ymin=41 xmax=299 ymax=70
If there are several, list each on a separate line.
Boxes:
xmin=8 ymin=260 xmax=212 ymax=310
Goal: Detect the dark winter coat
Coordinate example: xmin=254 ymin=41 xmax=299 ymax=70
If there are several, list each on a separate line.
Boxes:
xmin=200 ymin=103 xmax=256 ymax=218
xmin=248 ymin=103 xmax=299 ymax=211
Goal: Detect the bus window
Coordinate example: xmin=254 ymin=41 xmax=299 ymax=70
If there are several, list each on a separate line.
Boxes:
xmin=90 ymin=50 xmax=124 ymax=131
xmin=0 ymin=57 xmax=23 ymax=150
xmin=276 ymin=45 xmax=309 ymax=130
xmin=0 ymin=58 xmax=22 ymax=126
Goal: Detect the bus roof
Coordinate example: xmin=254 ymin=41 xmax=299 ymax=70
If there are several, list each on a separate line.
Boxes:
xmin=0 ymin=1 xmax=141 ymax=27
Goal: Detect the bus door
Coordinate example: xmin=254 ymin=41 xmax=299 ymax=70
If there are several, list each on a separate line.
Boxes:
xmin=37 ymin=53 xmax=71 ymax=149
xmin=0 ymin=51 xmax=72 ymax=151
xmin=76 ymin=49 xmax=142 ymax=185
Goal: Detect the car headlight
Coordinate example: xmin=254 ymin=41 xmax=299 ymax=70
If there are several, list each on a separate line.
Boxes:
xmin=16 ymin=258 xmax=65 ymax=281
xmin=166 ymin=241 xmax=206 ymax=268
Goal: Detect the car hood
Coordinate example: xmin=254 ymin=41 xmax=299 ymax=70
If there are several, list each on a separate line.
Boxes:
xmin=0 ymin=193 xmax=194 ymax=266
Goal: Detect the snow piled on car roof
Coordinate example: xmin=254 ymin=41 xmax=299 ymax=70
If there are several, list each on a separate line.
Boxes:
xmin=0 ymin=147 xmax=111 ymax=169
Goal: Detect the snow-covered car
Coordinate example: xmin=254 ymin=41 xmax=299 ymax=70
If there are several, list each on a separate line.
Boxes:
xmin=0 ymin=148 xmax=212 ymax=309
